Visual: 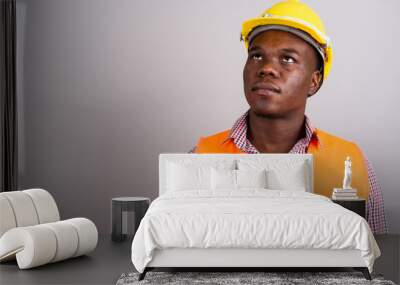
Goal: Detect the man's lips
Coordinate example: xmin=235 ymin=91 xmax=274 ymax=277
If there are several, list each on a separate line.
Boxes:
xmin=251 ymin=82 xmax=281 ymax=95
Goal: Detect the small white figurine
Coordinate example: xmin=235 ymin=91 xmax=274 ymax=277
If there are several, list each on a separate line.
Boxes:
xmin=342 ymin=156 xmax=352 ymax=189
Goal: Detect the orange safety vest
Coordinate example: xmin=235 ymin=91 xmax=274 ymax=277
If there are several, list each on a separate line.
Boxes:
xmin=194 ymin=128 xmax=371 ymax=199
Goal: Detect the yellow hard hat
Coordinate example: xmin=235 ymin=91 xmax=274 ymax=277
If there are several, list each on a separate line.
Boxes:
xmin=241 ymin=0 xmax=333 ymax=83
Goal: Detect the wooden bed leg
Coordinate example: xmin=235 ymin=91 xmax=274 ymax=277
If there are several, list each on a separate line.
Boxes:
xmin=138 ymin=268 xmax=148 ymax=281
xmin=354 ymin=267 xmax=372 ymax=280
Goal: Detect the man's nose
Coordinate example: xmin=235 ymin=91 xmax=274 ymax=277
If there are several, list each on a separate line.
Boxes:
xmin=257 ymin=59 xmax=279 ymax=78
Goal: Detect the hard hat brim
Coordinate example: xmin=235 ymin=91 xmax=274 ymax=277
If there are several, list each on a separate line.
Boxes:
xmin=242 ymin=16 xmax=330 ymax=48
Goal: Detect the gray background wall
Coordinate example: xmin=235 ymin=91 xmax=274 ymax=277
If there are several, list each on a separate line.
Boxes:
xmin=16 ymin=0 xmax=400 ymax=234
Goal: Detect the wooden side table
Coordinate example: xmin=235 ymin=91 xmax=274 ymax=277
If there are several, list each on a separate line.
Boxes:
xmin=332 ymin=198 xmax=366 ymax=218
xmin=111 ymin=197 xmax=150 ymax=242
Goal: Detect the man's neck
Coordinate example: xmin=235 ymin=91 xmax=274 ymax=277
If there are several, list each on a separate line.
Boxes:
xmin=247 ymin=109 xmax=306 ymax=153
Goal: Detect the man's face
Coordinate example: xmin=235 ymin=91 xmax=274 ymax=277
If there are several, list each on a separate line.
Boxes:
xmin=243 ymin=29 xmax=322 ymax=119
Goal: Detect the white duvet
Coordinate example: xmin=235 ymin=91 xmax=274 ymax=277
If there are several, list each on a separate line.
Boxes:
xmin=131 ymin=189 xmax=380 ymax=273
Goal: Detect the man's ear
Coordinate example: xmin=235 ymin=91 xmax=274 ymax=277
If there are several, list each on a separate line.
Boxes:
xmin=308 ymin=70 xmax=322 ymax=97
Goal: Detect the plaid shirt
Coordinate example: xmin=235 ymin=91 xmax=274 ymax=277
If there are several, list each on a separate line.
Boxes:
xmin=189 ymin=109 xmax=388 ymax=234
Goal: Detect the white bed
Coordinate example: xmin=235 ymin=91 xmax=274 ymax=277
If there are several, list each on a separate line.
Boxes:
xmin=131 ymin=153 xmax=380 ymax=281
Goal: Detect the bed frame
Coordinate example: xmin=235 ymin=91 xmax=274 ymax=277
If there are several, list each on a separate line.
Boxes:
xmin=138 ymin=153 xmax=372 ymax=281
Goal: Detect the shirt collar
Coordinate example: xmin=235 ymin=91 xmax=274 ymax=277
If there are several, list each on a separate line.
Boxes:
xmin=221 ymin=108 xmax=320 ymax=150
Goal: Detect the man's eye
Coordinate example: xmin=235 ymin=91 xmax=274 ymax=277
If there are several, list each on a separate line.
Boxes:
xmin=250 ymin=53 xmax=263 ymax=60
xmin=282 ymin=56 xmax=295 ymax=63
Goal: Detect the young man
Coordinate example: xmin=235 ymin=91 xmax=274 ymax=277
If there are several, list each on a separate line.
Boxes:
xmin=189 ymin=0 xmax=388 ymax=234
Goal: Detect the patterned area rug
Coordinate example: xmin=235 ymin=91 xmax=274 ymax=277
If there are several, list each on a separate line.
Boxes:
xmin=116 ymin=271 xmax=397 ymax=285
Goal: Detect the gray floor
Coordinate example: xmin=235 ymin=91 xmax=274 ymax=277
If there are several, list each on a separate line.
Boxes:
xmin=1 ymin=234 xmax=399 ymax=285
xmin=374 ymin=234 xmax=400 ymax=284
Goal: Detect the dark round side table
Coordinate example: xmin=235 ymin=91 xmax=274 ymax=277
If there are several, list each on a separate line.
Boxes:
xmin=111 ymin=197 xmax=150 ymax=242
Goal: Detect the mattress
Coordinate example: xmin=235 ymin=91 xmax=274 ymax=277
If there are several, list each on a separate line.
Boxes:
xmin=131 ymin=189 xmax=380 ymax=273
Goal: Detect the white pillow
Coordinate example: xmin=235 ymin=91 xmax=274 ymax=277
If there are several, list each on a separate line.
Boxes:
xmin=266 ymin=162 xmax=307 ymax=191
xmin=236 ymin=169 xmax=267 ymax=188
xmin=168 ymin=158 xmax=236 ymax=170
xmin=166 ymin=159 xmax=236 ymax=192
xmin=237 ymin=158 xmax=308 ymax=191
xmin=211 ymin=168 xmax=267 ymax=190
xmin=211 ymin=168 xmax=237 ymax=190
xmin=167 ymin=162 xmax=211 ymax=191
